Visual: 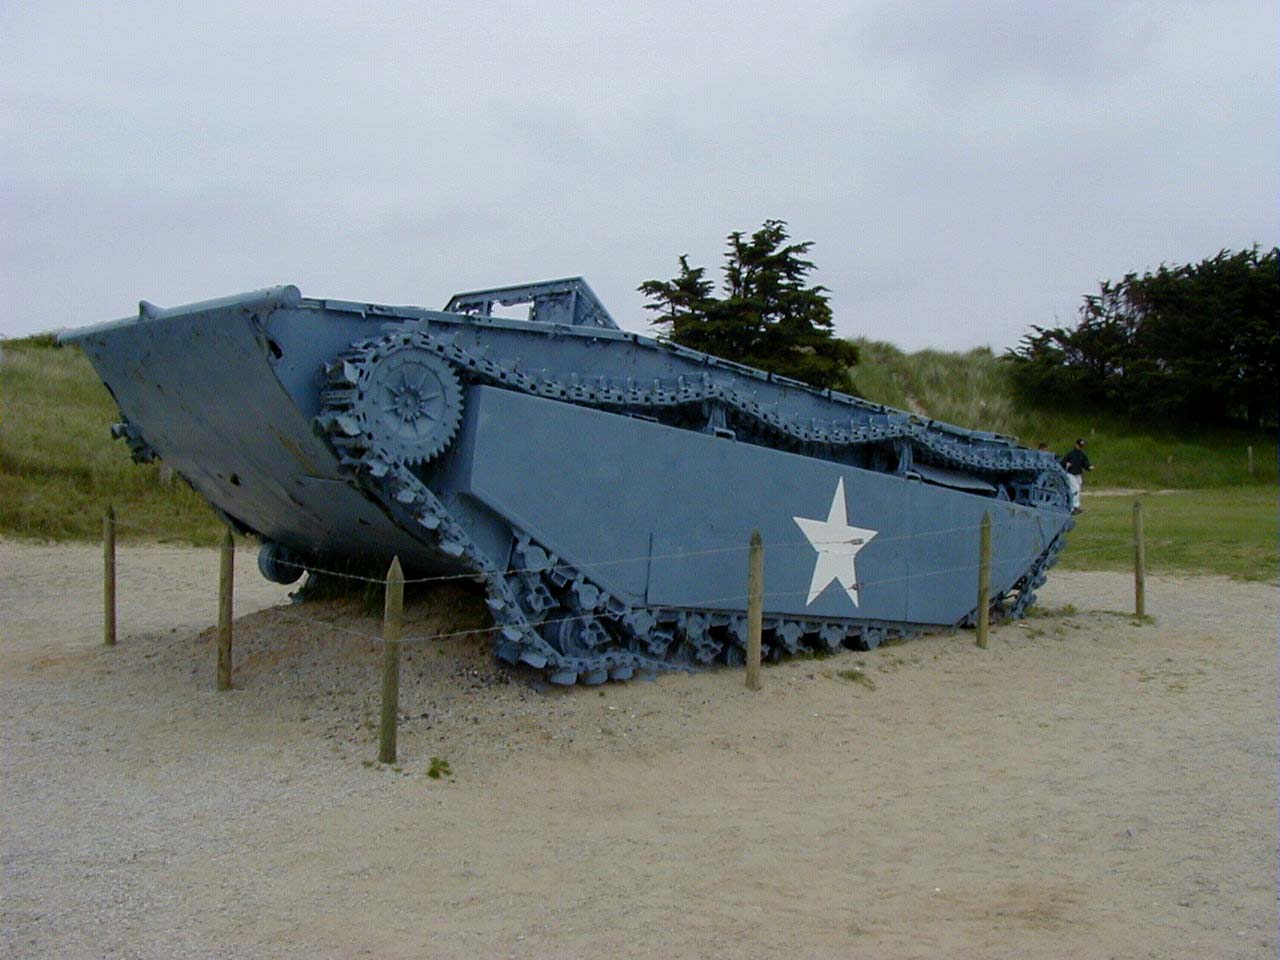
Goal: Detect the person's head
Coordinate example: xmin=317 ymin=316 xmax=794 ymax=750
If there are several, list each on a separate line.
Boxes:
xmin=1075 ymin=438 xmax=1086 ymax=448
xmin=1037 ymin=442 xmax=1048 ymax=451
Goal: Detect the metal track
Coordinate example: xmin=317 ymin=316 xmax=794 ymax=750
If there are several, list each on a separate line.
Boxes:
xmin=316 ymin=329 xmax=1070 ymax=684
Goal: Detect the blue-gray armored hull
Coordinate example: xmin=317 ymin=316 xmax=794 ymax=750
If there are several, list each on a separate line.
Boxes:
xmin=63 ymin=279 xmax=1073 ymax=683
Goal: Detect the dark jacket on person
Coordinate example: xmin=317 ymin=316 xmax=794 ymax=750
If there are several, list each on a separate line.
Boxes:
xmin=1061 ymin=448 xmax=1092 ymax=476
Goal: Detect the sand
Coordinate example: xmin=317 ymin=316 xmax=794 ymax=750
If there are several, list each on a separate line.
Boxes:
xmin=2 ymin=539 xmax=1275 ymax=959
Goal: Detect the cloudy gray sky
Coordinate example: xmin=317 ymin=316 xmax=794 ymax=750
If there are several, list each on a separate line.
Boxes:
xmin=3 ymin=1 xmax=1275 ymax=350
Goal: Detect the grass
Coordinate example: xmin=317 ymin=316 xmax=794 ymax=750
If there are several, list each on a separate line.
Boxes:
xmin=0 ymin=337 xmax=224 ymax=544
xmin=851 ymin=338 xmax=1277 ymax=490
xmin=1026 ymin=603 xmax=1079 ymax=619
xmin=2 ymin=334 xmax=1275 ymax=586
xmin=1058 ymin=487 xmax=1278 ymax=582
xmin=834 ymin=668 xmax=876 ymax=689
xmin=852 ymin=341 xmax=1022 ymax=435
xmin=427 ymin=757 xmax=452 ymax=779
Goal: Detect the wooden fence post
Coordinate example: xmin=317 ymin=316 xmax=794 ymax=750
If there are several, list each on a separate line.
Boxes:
xmin=103 ymin=506 xmax=116 ymax=647
xmin=379 ymin=556 xmax=405 ymax=763
xmin=1247 ymin=445 xmax=1254 ymax=476
xmin=216 ymin=530 xmax=234 ymax=690
xmin=1163 ymin=455 xmax=1173 ymax=486
xmin=976 ymin=513 xmax=992 ymax=649
xmin=1133 ymin=499 xmax=1146 ymax=618
xmin=745 ymin=531 xmax=763 ymax=691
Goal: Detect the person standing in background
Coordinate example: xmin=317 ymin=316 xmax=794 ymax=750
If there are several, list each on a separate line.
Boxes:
xmin=1060 ymin=438 xmax=1094 ymax=514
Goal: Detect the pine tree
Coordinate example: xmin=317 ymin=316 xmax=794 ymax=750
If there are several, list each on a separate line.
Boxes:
xmin=639 ymin=220 xmax=859 ymax=391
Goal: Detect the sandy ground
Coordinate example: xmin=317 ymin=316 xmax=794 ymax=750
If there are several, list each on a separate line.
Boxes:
xmin=1 ymin=539 xmax=1276 ymax=960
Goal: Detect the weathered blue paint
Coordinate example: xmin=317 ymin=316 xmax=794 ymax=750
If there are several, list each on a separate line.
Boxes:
xmin=60 ymin=278 xmax=1074 ymax=683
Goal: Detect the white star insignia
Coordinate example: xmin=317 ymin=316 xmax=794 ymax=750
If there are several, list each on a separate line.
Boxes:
xmin=793 ymin=477 xmax=878 ymax=607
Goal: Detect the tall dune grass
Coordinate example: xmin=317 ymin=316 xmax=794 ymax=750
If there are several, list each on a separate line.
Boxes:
xmin=0 ymin=338 xmax=223 ymax=543
xmin=850 ymin=338 xmax=1277 ymax=489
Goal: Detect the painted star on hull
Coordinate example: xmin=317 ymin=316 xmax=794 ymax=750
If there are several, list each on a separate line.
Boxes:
xmin=793 ymin=477 xmax=879 ymax=607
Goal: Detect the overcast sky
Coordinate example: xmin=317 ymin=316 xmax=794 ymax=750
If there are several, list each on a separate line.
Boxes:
xmin=2 ymin=1 xmax=1275 ymax=350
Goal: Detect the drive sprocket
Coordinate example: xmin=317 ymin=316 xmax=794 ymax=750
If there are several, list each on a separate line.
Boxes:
xmin=334 ymin=335 xmax=464 ymax=466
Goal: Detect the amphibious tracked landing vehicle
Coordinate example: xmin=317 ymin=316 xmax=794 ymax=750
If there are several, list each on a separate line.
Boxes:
xmin=62 ymin=279 xmax=1073 ymax=684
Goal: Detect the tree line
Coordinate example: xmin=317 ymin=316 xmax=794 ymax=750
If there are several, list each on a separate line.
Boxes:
xmin=1005 ymin=246 xmax=1278 ymax=428
xmin=641 ymin=224 xmax=1277 ymax=428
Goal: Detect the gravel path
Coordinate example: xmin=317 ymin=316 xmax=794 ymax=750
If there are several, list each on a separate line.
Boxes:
xmin=2 ymin=540 xmax=1276 ymax=959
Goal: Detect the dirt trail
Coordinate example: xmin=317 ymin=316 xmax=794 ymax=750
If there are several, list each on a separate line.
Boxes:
xmin=2 ymin=539 xmax=1276 ymax=959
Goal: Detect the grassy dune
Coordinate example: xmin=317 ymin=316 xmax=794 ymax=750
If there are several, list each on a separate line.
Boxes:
xmin=851 ymin=338 xmax=1277 ymax=490
xmin=1 ymin=335 xmax=1275 ymax=580
xmin=0 ymin=338 xmax=223 ymax=544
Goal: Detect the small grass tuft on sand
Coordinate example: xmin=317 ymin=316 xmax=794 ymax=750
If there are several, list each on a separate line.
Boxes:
xmin=834 ymin=668 xmax=876 ymax=690
xmin=427 ymin=757 xmax=453 ymax=780
xmin=1027 ymin=603 xmax=1079 ymax=619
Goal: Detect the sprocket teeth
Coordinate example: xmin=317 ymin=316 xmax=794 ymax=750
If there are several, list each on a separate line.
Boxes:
xmin=317 ymin=332 xmax=464 ymax=468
